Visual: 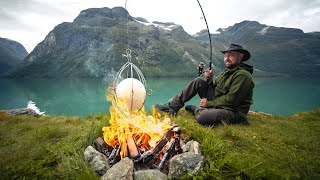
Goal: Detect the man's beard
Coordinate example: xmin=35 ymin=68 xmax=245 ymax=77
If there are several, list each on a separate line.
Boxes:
xmin=225 ymin=62 xmax=239 ymax=69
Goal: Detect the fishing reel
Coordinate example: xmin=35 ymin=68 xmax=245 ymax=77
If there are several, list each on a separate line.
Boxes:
xmin=197 ymin=61 xmax=212 ymax=78
xmin=197 ymin=62 xmax=205 ymax=76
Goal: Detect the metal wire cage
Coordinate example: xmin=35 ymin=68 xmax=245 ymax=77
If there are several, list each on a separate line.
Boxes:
xmin=109 ymin=49 xmax=148 ymax=117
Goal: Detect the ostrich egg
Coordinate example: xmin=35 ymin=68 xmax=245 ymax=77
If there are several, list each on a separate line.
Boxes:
xmin=116 ymin=78 xmax=146 ymax=112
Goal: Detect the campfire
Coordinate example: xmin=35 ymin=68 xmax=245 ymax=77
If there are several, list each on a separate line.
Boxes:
xmin=96 ymin=96 xmax=183 ymax=173
xmin=84 ymin=50 xmax=203 ymax=178
xmin=85 ymin=98 xmax=204 ymax=179
xmin=84 ymin=83 xmax=204 ymax=179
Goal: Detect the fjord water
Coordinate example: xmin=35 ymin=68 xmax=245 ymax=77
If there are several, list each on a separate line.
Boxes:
xmin=1 ymin=77 xmax=319 ymax=116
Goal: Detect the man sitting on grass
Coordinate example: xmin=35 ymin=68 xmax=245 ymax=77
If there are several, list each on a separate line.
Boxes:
xmin=156 ymin=43 xmax=255 ymax=126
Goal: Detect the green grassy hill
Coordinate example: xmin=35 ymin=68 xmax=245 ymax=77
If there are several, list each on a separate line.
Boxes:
xmin=0 ymin=109 xmax=319 ymax=179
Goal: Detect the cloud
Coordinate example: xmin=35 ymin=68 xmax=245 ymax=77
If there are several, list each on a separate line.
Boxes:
xmin=204 ymin=0 xmax=320 ymax=33
xmin=0 ymin=0 xmax=67 ymax=31
xmin=0 ymin=8 xmax=22 ymax=29
xmin=0 ymin=0 xmax=65 ymax=15
xmin=254 ymin=0 xmax=320 ymax=31
xmin=0 ymin=0 xmax=319 ymax=52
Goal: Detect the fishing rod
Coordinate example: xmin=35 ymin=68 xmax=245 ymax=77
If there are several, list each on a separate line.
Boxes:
xmin=196 ymin=0 xmax=213 ymax=99
xmin=196 ymin=0 xmax=212 ymax=71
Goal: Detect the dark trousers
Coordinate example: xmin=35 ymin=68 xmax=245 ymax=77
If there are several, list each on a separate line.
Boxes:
xmin=172 ymin=77 xmax=242 ymax=126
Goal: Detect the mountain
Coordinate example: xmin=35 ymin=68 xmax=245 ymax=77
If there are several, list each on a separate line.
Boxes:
xmin=7 ymin=7 xmax=320 ymax=78
xmin=0 ymin=37 xmax=28 ymax=75
xmin=8 ymin=7 xmax=216 ymax=78
xmin=197 ymin=21 xmax=320 ymax=76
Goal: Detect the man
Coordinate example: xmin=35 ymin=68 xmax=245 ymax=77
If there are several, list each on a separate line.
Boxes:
xmin=155 ymin=43 xmax=255 ymax=126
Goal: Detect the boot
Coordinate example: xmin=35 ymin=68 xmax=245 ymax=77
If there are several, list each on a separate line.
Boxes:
xmin=155 ymin=101 xmax=183 ymax=116
xmin=185 ymin=105 xmax=198 ymax=115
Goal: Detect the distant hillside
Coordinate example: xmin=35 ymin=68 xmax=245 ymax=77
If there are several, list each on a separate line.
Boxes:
xmin=6 ymin=7 xmax=320 ymax=78
xmin=0 ymin=38 xmax=28 ymax=75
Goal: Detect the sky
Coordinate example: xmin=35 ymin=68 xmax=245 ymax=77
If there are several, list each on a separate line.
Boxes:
xmin=1 ymin=0 xmax=320 ymax=52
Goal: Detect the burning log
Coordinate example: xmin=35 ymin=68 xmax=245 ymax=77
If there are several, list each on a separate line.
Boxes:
xmin=159 ymin=126 xmax=182 ymax=171
xmin=140 ymin=127 xmax=175 ymax=164
xmin=93 ymin=137 xmax=112 ymax=157
xmin=126 ymin=135 xmax=141 ymax=160
xmin=173 ymin=127 xmax=183 ymax=154
xmin=108 ymin=146 xmax=121 ymax=165
xmin=159 ymin=137 xmax=176 ymax=171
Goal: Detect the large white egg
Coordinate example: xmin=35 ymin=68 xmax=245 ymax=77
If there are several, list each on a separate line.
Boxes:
xmin=115 ymin=78 xmax=146 ymax=112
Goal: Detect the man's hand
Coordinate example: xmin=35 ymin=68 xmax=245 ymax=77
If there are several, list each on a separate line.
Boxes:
xmin=204 ymin=69 xmax=213 ymax=80
xmin=200 ymin=98 xmax=207 ymax=107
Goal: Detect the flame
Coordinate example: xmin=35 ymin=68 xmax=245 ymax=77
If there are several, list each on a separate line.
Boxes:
xmin=103 ymin=97 xmax=172 ymax=158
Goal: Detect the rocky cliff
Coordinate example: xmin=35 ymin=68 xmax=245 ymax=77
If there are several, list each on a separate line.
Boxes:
xmin=9 ymin=7 xmax=215 ymax=78
xmin=7 ymin=7 xmax=320 ymax=77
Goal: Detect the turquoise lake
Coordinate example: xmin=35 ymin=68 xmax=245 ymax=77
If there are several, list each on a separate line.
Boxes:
xmin=1 ymin=77 xmax=319 ymax=116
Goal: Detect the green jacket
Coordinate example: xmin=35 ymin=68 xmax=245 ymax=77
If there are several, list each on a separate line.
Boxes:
xmin=206 ymin=63 xmax=254 ymax=115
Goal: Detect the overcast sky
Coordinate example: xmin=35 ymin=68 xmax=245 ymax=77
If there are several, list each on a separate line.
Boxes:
xmin=1 ymin=0 xmax=320 ymax=52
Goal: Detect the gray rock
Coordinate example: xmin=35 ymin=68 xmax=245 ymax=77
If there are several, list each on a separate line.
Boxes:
xmin=84 ymin=146 xmax=110 ymax=176
xmin=3 ymin=100 xmax=45 ymax=116
xmin=182 ymin=140 xmax=201 ymax=155
xmin=101 ymin=157 xmax=133 ymax=180
xmin=168 ymin=152 xmax=204 ymax=179
xmin=4 ymin=108 xmax=42 ymax=117
xmin=134 ymin=169 xmax=167 ymax=180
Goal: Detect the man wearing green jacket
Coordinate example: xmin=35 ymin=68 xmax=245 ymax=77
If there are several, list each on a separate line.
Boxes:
xmin=156 ymin=43 xmax=255 ymax=126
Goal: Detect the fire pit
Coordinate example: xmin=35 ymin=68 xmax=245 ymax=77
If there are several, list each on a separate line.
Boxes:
xmin=84 ymin=49 xmax=203 ymax=178
xmin=84 ymin=106 xmax=204 ymax=178
xmin=100 ymin=101 xmax=184 ymax=171
xmin=94 ymin=126 xmax=183 ymax=170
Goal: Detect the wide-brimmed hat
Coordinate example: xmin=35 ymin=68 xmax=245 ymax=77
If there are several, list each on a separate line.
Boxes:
xmin=220 ymin=43 xmax=251 ymax=61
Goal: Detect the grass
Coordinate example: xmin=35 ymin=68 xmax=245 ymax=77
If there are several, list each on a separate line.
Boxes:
xmin=0 ymin=109 xmax=320 ymax=179
xmin=175 ymin=109 xmax=320 ymax=179
xmin=0 ymin=113 xmax=108 ymax=179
